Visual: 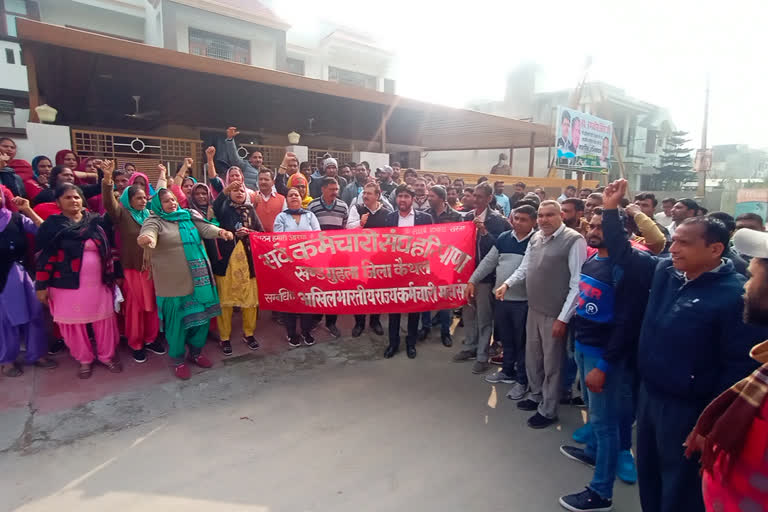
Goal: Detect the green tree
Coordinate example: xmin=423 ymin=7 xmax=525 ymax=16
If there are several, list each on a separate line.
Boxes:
xmin=652 ymin=131 xmax=694 ymax=190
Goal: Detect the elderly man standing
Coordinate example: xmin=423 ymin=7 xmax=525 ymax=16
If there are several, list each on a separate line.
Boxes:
xmin=496 ymin=200 xmax=587 ymax=429
xmin=454 ymin=183 xmax=512 ymax=373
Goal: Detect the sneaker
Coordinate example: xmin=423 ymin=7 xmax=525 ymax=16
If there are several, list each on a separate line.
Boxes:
xmin=132 ymin=348 xmax=147 ymax=363
xmin=452 ymin=350 xmax=477 ymax=362
xmin=472 ymin=361 xmax=490 ymax=374
xmin=559 ymin=445 xmax=596 ymax=468
xmin=517 ymin=398 xmax=539 ymax=411
xmin=351 ymin=324 xmax=364 ymax=338
xmin=302 ymin=332 xmax=315 ymax=346
xmin=572 ymin=423 xmax=593 ymax=444
xmin=616 ymin=450 xmax=637 ymax=484
xmin=245 ymin=336 xmax=260 ymax=351
xmin=506 ymin=382 xmax=528 ymax=400
xmin=558 ymin=487 xmax=612 ymax=512
xmin=145 ymin=339 xmax=166 ymax=355
xmin=174 ymin=363 xmax=191 ymax=380
xmin=528 ymin=412 xmax=558 ymax=429
xmin=48 ymin=338 xmax=66 ymax=355
xmin=485 ymin=370 xmax=515 ymax=384
xmin=219 ymin=340 xmax=233 ymax=356
xmin=490 ymin=354 xmax=504 ymax=365
xmin=327 ymin=324 xmax=342 ymax=338
xmin=288 ymin=335 xmax=302 ymax=348
xmin=572 ymin=396 xmax=586 ymax=407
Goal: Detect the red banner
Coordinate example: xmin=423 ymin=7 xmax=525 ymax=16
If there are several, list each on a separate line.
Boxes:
xmin=249 ymin=222 xmax=476 ymax=314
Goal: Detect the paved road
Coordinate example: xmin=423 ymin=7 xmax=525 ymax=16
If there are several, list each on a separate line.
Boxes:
xmin=0 ymin=336 xmax=642 ymax=511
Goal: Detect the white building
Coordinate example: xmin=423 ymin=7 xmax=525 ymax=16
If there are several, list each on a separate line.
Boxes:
xmin=0 ymin=0 xmax=396 ymax=129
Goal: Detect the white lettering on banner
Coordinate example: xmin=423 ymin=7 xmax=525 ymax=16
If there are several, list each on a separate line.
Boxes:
xmin=293 ymin=266 xmax=359 ymax=284
xmin=297 ymin=283 xmax=466 ymax=308
xmin=263 ymin=288 xmax=297 ymax=303
xmin=438 ymin=245 xmax=472 ymax=273
xmin=260 ymin=246 xmax=293 ymax=269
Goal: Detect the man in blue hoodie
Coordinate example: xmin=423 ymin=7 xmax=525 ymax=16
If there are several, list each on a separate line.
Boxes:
xmin=601 ymin=179 xmax=762 ymax=512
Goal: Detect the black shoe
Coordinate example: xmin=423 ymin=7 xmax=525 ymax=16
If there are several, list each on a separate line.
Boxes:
xmin=517 ymin=398 xmax=539 ymax=411
xmin=441 ymin=334 xmax=453 ymax=347
xmin=406 ymin=346 xmax=417 ymax=359
xmin=560 ymin=392 xmax=573 ymax=405
xmin=132 ymin=348 xmax=147 ymax=363
xmin=145 ymin=339 xmax=166 ymax=355
xmin=371 ymin=322 xmax=384 ymax=336
xmin=527 ymin=412 xmax=557 ymax=429
xmin=302 ymin=332 xmax=315 ymax=346
xmin=288 ymin=335 xmax=302 ymax=348
xmin=220 ymin=340 xmax=233 ymax=356
xmin=327 ymin=324 xmax=342 ymax=338
xmin=48 ymin=338 xmax=66 ymax=355
xmin=418 ymin=328 xmax=429 ymax=341
xmin=384 ymin=346 xmax=398 ymax=358
xmin=351 ymin=324 xmax=364 ymax=338
xmin=458 ymin=318 xmax=464 ymax=327
xmin=571 ymin=396 xmax=586 ymax=407
xmin=559 ymin=445 xmax=596 ymax=469
xmin=245 ymin=336 xmax=260 ymax=351
xmin=558 ymin=487 xmax=612 ymax=512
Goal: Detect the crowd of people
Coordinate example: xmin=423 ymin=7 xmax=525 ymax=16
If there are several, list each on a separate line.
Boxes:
xmin=2 ymin=129 xmax=768 ymax=511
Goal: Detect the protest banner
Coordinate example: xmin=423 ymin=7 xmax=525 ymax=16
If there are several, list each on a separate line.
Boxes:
xmin=249 ymin=222 xmax=476 ymax=314
xmin=555 ymin=106 xmax=613 ymax=172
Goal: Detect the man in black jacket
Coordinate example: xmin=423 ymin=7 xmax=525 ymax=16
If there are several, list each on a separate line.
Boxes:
xmin=601 ymin=179 xmax=764 ymax=512
xmin=383 ymin=184 xmax=433 ymax=359
xmin=427 ymin=185 xmax=464 ymax=346
xmin=453 ymin=182 xmax=512 ymax=373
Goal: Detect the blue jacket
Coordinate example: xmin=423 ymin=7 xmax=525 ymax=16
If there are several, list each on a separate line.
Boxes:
xmin=603 ymin=208 xmax=762 ymax=402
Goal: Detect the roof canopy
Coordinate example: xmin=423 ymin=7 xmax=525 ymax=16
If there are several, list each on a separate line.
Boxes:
xmin=18 ymin=19 xmax=553 ymax=152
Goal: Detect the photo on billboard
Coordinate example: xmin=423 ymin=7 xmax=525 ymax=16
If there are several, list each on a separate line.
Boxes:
xmin=555 ymin=106 xmax=613 ymax=172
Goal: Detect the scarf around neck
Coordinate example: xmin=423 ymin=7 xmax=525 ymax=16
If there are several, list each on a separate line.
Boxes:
xmin=149 ymin=191 xmax=216 ymax=306
xmin=686 ymin=340 xmax=768 ymax=479
xmin=119 ymin=187 xmax=149 ymax=226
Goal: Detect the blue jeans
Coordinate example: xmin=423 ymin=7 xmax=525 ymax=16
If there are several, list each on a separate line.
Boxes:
xmin=576 ymin=346 xmax=622 ymax=500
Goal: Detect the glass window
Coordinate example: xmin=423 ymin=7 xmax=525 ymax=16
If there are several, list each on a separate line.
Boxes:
xmin=1 ymin=1 xmax=38 ymax=38
xmin=188 ymin=28 xmax=250 ymax=65
xmin=328 ymin=66 xmax=377 ymax=90
xmin=286 ymin=57 xmax=304 ymax=76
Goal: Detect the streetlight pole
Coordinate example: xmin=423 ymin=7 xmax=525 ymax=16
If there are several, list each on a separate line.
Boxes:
xmin=697 ymin=77 xmax=710 ymax=197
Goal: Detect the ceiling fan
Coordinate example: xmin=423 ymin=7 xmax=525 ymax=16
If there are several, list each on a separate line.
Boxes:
xmin=124 ymin=95 xmax=160 ymax=120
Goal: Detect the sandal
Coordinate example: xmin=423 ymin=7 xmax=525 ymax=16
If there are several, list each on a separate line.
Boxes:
xmin=78 ymin=364 xmax=92 ymax=379
xmin=34 ymin=357 xmax=58 ymax=370
xmin=104 ymin=359 xmax=123 ymax=374
xmin=1 ymin=363 xmax=23 ymax=378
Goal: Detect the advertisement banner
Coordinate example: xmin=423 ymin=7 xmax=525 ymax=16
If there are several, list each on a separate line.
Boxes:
xmin=735 ymin=188 xmax=768 ymax=220
xmin=555 ymin=106 xmax=613 ymax=172
xmin=249 ymin=222 xmax=476 ymax=314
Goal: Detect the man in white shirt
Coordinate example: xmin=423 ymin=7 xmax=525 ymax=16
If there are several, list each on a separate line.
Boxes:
xmin=654 ymin=197 xmax=676 ymax=229
xmin=496 ymin=200 xmax=587 ymax=429
xmin=383 ymin=184 xmax=434 ymax=359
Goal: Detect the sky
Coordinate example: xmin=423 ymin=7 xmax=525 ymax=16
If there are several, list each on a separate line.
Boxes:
xmin=272 ymin=0 xmax=767 ymax=149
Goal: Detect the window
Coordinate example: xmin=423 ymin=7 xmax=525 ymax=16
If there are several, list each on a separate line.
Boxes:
xmin=286 ymin=57 xmax=304 ymax=76
xmin=384 ymin=79 xmax=395 ymax=94
xmin=645 ymin=129 xmax=658 ymax=154
xmin=4 ymin=47 xmax=13 ymax=64
xmin=328 ymin=66 xmax=377 ymax=90
xmin=189 ymin=28 xmax=250 ymax=64
xmin=1 ymin=0 xmax=39 ymax=38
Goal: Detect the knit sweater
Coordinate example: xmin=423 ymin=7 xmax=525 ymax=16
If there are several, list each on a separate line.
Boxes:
xmin=138 ymin=216 xmax=222 ymax=297
xmin=254 ymin=191 xmax=286 ymax=232
xmin=469 ymin=229 xmax=532 ymax=300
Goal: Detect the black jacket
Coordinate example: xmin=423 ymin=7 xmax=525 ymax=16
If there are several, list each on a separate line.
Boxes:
xmin=427 ymin=205 xmax=464 ymax=224
xmin=385 ymin=210 xmax=434 ymax=227
xmin=356 ymin=202 xmax=392 ymax=228
xmin=464 ymin=207 xmax=512 ymax=284
xmin=211 ymin=193 xmax=264 ymax=277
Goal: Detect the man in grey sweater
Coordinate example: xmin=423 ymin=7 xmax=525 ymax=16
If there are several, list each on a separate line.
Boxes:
xmin=468 ymin=205 xmax=537 ymax=400
xmin=496 ymin=200 xmax=587 ymax=429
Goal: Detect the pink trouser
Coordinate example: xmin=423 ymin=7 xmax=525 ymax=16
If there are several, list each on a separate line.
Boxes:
xmin=59 ymin=316 xmax=119 ymax=365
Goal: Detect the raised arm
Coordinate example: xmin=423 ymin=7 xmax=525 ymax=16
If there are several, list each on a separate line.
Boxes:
xmin=627 ymin=205 xmax=666 ymax=255
xmin=100 ymin=160 xmax=122 ymax=221
xmin=11 ymin=197 xmax=43 ymax=227
xmin=156 ymin=163 xmax=168 ymax=190
xmin=205 ymin=146 xmax=219 ymax=181
xmin=173 ymin=158 xmax=193 ymax=187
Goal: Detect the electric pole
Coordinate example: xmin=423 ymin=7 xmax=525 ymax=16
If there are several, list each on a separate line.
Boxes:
xmin=697 ymin=77 xmax=710 ymax=197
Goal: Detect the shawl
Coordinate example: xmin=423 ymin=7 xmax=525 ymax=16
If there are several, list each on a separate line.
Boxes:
xmin=148 ymin=192 xmax=217 ymax=306
xmin=286 ymin=174 xmax=312 ymax=208
xmin=119 ymin=186 xmax=149 ymax=226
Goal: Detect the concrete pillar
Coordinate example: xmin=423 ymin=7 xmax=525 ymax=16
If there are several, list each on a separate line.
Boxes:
xmin=353 ymin=151 xmax=389 ymax=172
xmin=26 ymin=123 xmax=71 ymax=159
xmin=144 ymin=0 xmax=163 ymax=47
xmin=286 ymin=145 xmax=308 ymax=164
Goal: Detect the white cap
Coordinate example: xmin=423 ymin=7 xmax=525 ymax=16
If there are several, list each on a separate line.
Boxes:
xmin=733 ymin=228 xmax=768 ymax=259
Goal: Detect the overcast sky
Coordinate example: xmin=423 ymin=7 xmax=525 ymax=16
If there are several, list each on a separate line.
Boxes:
xmin=273 ymin=0 xmax=767 ymax=149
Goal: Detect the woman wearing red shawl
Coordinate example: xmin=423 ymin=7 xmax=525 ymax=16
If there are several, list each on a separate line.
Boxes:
xmin=55 ymin=150 xmax=98 ymax=184
xmin=205 ymin=147 xmax=257 ymax=203
xmin=0 ymin=137 xmax=34 ymax=193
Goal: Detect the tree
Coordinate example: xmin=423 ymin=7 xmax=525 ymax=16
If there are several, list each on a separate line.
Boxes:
xmin=652 ymin=131 xmax=694 ymax=190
